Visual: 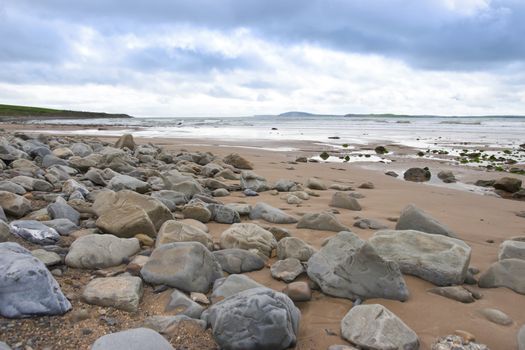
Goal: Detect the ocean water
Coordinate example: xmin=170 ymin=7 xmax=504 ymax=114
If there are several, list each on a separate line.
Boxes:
xmin=28 ymin=115 xmax=525 ymax=150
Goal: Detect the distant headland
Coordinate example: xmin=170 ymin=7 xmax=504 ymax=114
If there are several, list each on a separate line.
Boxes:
xmin=0 ymin=104 xmax=132 ymax=121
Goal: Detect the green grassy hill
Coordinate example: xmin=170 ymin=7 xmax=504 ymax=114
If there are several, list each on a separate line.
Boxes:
xmin=0 ymin=104 xmax=132 ymax=120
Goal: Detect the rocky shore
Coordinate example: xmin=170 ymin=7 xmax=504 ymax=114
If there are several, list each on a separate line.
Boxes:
xmin=0 ymin=130 xmax=525 ymax=349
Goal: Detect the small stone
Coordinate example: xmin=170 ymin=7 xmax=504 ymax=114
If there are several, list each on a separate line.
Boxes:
xmin=190 ymin=292 xmax=210 ymax=305
xmin=454 ymin=330 xmax=476 ymax=342
xmin=270 ymin=258 xmax=304 ymax=282
xmin=282 ymin=281 xmax=312 ymax=302
xmin=478 ymin=308 xmax=513 ymax=326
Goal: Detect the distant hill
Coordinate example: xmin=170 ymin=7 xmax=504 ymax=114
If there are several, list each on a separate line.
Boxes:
xmin=277 ymin=111 xmax=338 ymax=118
xmin=277 ymin=111 xmax=525 ymax=118
xmin=0 ymin=104 xmax=132 ymax=120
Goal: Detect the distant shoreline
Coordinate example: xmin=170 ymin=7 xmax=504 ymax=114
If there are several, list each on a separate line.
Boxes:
xmin=0 ymin=103 xmax=132 ymax=121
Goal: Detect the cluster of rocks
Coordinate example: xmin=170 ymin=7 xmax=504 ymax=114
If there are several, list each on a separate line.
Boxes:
xmin=0 ymin=132 xmax=523 ymax=349
xmin=475 ymin=177 xmax=524 ymax=200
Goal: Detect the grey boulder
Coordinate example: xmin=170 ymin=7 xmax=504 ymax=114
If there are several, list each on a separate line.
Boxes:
xmin=307 ymin=231 xmax=409 ymax=301
xmin=91 ymin=328 xmax=173 ymax=350
xmin=369 ymin=230 xmax=471 ymax=286
xmin=108 ymin=174 xmax=151 ymax=194
xmin=208 ymin=204 xmax=241 ymax=224
xmin=156 ymin=220 xmax=213 ymax=250
xmin=478 ymin=258 xmax=525 ymax=294
xmin=271 ymin=258 xmax=304 ymax=282
xmin=499 ymin=240 xmax=525 ymax=261
xmin=240 ymin=171 xmax=270 ymax=192
xmin=212 ymin=248 xmax=266 ymax=274
xmin=249 ymin=202 xmax=298 ymax=224
xmin=164 ymin=289 xmax=204 ymax=318
xmin=297 ymin=212 xmax=350 ymax=232
xmin=0 ymin=242 xmax=71 ymax=318
xmin=220 ymin=223 xmax=277 ymax=257
xmin=395 ymin=204 xmax=456 ymax=237
xmin=42 ymin=218 xmax=78 ymax=236
xmin=202 ymin=287 xmax=300 ymax=350
xmin=330 ymin=192 xmax=362 ymax=211
xmin=47 ymin=198 xmax=80 ymax=225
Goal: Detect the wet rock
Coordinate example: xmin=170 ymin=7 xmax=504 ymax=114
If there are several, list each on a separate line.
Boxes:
xmin=428 ymin=286 xmax=476 ymax=303
xmin=297 ymin=212 xmax=350 ymax=232
xmin=223 ymin=153 xmax=253 ymax=170
xmin=202 ymin=287 xmax=300 ymax=350
xmin=0 ymin=242 xmax=71 ymax=318
xmin=307 ymin=231 xmax=409 ymax=301
xmin=478 ymin=308 xmax=513 ymax=326
xmin=271 ymin=258 xmax=304 ymax=282
xmin=341 ymin=304 xmax=419 ymax=350
xmin=277 ymin=237 xmax=316 ymax=261
xmin=499 ymin=240 xmax=525 ymax=261
xmin=306 ymin=177 xmax=327 ymax=190
xmin=494 ymin=177 xmax=522 ymax=193
xmin=282 ymin=281 xmax=312 ymax=302
xmin=164 ymin=289 xmax=204 ymax=318
xmin=10 ymin=220 xmax=60 ymax=245
xmin=474 ymin=179 xmax=495 ymax=187
xmin=212 ymin=248 xmax=265 ymax=274
xmin=330 ymin=192 xmax=362 ymax=211
xmin=396 ymin=204 xmax=456 ymax=237
xmin=83 ymin=276 xmax=143 ymax=312
xmin=91 ymin=328 xmax=174 ymax=350
xmin=156 ymin=220 xmax=213 ymax=250
xmin=249 ymin=202 xmax=298 ymax=224
xmin=65 ymin=234 xmax=140 ymax=269
xmin=0 ymin=191 xmax=31 ymax=218
xmin=211 ymin=274 xmax=264 ymax=302
xmin=220 ymin=223 xmax=277 ymax=257
xmin=369 ymin=230 xmax=471 ymax=286
xmin=404 ymin=167 xmax=431 ymax=182
xmin=141 ymin=242 xmax=223 ymax=293
xmin=478 ymin=258 xmax=525 ymax=294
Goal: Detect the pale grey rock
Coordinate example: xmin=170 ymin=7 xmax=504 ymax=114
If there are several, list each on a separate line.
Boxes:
xmin=330 ymin=192 xmax=362 ymax=211
xmin=0 ymin=181 xmax=26 ymax=195
xmin=91 ymin=328 xmax=174 ymax=350
xmin=296 ymin=212 xmax=350 ymax=232
xmin=240 ymin=170 xmax=270 ymax=192
xmin=428 ymin=286 xmax=476 ymax=303
xmin=144 ymin=315 xmax=206 ymax=335
xmin=271 ymin=258 xmax=304 ymax=282
xmin=341 ymin=304 xmax=419 ymax=350
xmin=0 ymin=242 xmax=71 ymax=318
xmin=109 ymin=174 xmax=151 ymax=194
xmin=83 ymin=276 xmax=143 ymax=312
xmin=164 ymin=289 xmax=204 ymax=318
xmin=65 ymin=234 xmax=140 ymax=269
xmin=164 ymin=180 xmax=204 ymax=198
xmin=220 ymin=223 xmax=277 ymax=257
xmin=518 ymin=324 xmax=525 ymax=350
xmin=396 ymin=204 xmax=456 ymax=237
xmin=212 ymin=188 xmax=229 ymax=197
xmin=277 ymin=237 xmax=316 ymax=261
xmin=10 ymin=220 xmax=60 ymax=245
xmin=478 ymin=308 xmax=513 ymax=326
xmin=62 ymin=179 xmax=89 ymax=197
xmin=114 ymin=134 xmax=137 ymax=150
xmin=211 ymin=274 xmax=264 ymax=302
xmin=369 ymin=230 xmax=471 ymax=286
xmin=213 ymin=248 xmax=265 ymax=274
xmin=478 ymin=259 xmax=525 ymax=294
xmin=70 ymin=142 xmax=93 ymax=157
xmin=47 ymin=198 xmax=80 ymax=225
xmin=274 ymin=179 xmax=297 ymax=192
xmin=202 ymin=287 xmax=300 ymax=350
xmin=141 ymin=242 xmax=223 ymax=293
xmin=156 ymin=220 xmax=213 ymax=250
xmin=499 ymin=240 xmax=525 ymax=261
xmin=42 ymin=218 xmax=78 ymax=236
xmin=353 ymin=218 xmax=388 ymax=230
xmin=307 ymin=231 xmax=409 ymax=301
xmin=225 ymin=203 xmax=252 ymax=216
xmin=31 ymin=249 xmax=62 ymax=266
xmin=249 ymin=202 xmax=298 ymax=224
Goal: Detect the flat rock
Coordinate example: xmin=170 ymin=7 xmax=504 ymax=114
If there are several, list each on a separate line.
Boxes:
xmin=499 ymin=240 xmax=525 ymax=261
xmin=329 ymin=192 xmax=362 ymax=211
xmin=164 ymin=289 xmax=204 ymax=318
xmin=109 ymin=174 xmax=151 ymax=194
xmin=141 ymin=242 xmax=223 ymax=293
xmin=307 ymin=231 xmax=409 ymax=301
xmin=353 ymin=218 xmax=388 ymax=230
xmin=396 ymin=204 xmax=456 ymax=237
xmin=478 ymin=258 xmax=525 ymax=294
xmin=277 ymin=237 xmax=316 ymax=261
xmin=220 ymin=223 xmax=277 ymax=257
xmin=65 ymin=234 xmax=140 ymax=269
xmin=202 ymin=287 xmax=300 ymax=350
xmin=212 ymin=248 xmax=265 ymax=274
xmin=156 ymin=220 xmax=213 ymax=250
xmin=0 ymin=242 xmax=71 ymax=318
xmin=369 ymin=230 xmax=471 ymax=286
xmin=31 ymin=249 xmax=62 ymax=266
xmin=91 ymin=328 xmax=173 ymax=350
xmin=428 ymin=286 xmax=476 ymax=303
xmin=478 ymin=308 xmax=513 ymax=326
xmin=10 ymin=220 xmax=60 ymax=245
xmin=341 ymin=304 xmax=419 ymax=350
xmin=249 ymin=202 xmax=298 ymax=224
xmin=296 ymin=212 xmax=350 ymax=232
xmin=271 ymin=258 xmax=304 ymax=282
xmin=83 ymin=276 xmax=143 ymax=312
xmin=0 ymin=191 xmax=31 ymax=218
xmin=211 ymin=274 xmax=264 ymax=302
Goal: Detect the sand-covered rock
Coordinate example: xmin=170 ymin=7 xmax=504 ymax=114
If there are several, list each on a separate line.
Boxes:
xmin=396 ymin=204 xmax=456 ymax=237
xmin=478 ymin=258 xmax=525 ymax=294
xmin=369 ymin=230 xmax=471 ymax=285
xmin=91 ymin=328 xmax=173 ymax=350
xmin=307 ymin=231 xmax=409 ymax=301
xmin=297 ymin=212 xmax=350 ymax=232
xmin=249 ymin=202 xmax=298 ymax=224
xmin=0 ymin=242 xmax=71 ymax=318
xmin=156 ymin=220 xmax=213 ymax=250
xmin=202 ymin=287 xmax=300 ymax=350
xmin=82 ymin=276 xmax=143 ymax=312
xmin=220 ymin=223 xmax=277 ymax=257
xmin=341 ymin=304 xmax=419 ymax=350
xmin=141 ymin=242 xmax=223 ymax=293
xmin=212 ymin=248 xmax=266 ymax=274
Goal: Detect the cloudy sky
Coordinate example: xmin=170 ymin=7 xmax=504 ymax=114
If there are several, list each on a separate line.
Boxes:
xmin=1 ymin=0 xmax=524 ymax=117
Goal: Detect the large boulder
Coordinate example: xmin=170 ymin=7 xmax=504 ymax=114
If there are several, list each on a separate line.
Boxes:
xmin=202 ymin=287 xmax=300 ymax=350
xmin=65 ymin=234 xmax=140 ymax=269
xmin=341 ymin=304 xmax=419 ymax=350
xmin=297 ymin=212 xmax=350 ymax=232
xmin=114 ymin=134 xmax=137 ymax=150
xmin=211 ymin=274 xmax=264 ymax=302
xmin=499 ymin=240 xmax=525 ymax=261
xmin=395 ymin=204 xmax=456 ymax=237
xmin=141 ymin=242 xmax=223 ymax=293
xmin=404 ymin=167 xmax=431 ymax=182
xmin=220 ymin=223 xmax=277 ymax=257
xmin=0 ymin=191 xmax=31 ymax=218
xmin=212 ymin=249 xmax=266 ymax=274
xmin=249 ymin=202 xmax=298 ymax=224
xmin=223 ymin=153 xmax=253 ymax=170
xmin=494 ymin=177 xmax=522 ymax=193
xmin=0 ymin=242 xmax=71 ymax=318
xmin=330 ymin=192 xmax=362 ymax=211
xmin=82 ymin=276 xmax=143 ymax=312
xmin=91 ymin=328 xmax=174 ymax=350
xmin=478 ymin=259 xmax=525 ymax=294
xmin=10 ymin=220 xmax=60 ymax=245
xmin=307 ymin=231 xmax=408 ymax=301
xmin=277 ymin=237 xmax=316 ymax=262
xmin=369 ymin=230 xmax=471 ymax=286
xmin=156 ymin=220 xmax=213 ymax=250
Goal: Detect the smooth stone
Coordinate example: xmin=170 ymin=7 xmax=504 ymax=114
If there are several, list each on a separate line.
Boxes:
xmin=307 ymin=231 xmax=409 ymax=301
xmin=341 ymin=304 xmax=419 ymax=350
xmin=10 ymin=220 xmax=60 ymax=245
xmin=0 ymin=191 xmax=31 ymax=218
xmin=0 ymin=220 xmax=9 ymax=242
xmin=282 ymin=281 xmax=312 ymax=302
xmin=478 ymin=308 xmax=513 ymax=326
xmin=164 ymin=289 xmax=204 ymax=318
xmin=202 ymin=287 xmax=300 ymax=350
xmin=47 ymin=199 xmax=80 ymax=225
xmin=296 ymin=212 xmax=350 ymax=232
xmin=277 ymin=237 xmax=316 ymax=262
xmin=249 ymin=202 xmax=298 ymax=224
xmin=65 ymin=234 xmax=140 ymax=269
xmin=182 ymin=202 xmax=212 ymax=223
xmin=478 ymin=259 xmax=525 ymax=294
xmin=151 ymin=190 xmax=188 ymax=210
xmin=306 ymin=177 xmax=327 ymax=190
xmin=156 ymin=220 xmax=213 ymax=250
xmin=211 ymin=274 xmax=264 ymax=302
xmin=369 ymin=230 xmax=471 ymax=286
xmin=428 ymin=286 xmax=476 ymax=303
xmin=212 ymin=248 xmax=266 ymax=274
xmin=286 ymin=194 xmax=302 ymax=205
xmin=395 ymin=204 xmax=456 ymax=237
xmin=220 ymin=223 xmax=277 ymax=257
xmin=225 ymin=203 xmax=252 ymax=216
xmin=91 ymin=328 xmax=174 ymax=350
xmin=0 ymin=242 xmax=71 ymax=318
xmin=82 ymin=276 xmax=143 ymax=312
xmin=0 ymin=181 xmax=26 ymax=195
xmin=212 ymin=188 xmax=229 ymax=197
xmin=274 ymin=179 xmax=298 ymax=192
xmin=271 ymin=258 xmax=304 ymax=282
xmin=31 ymin=249 xmax=62 ymax=266
xmin=330 ymin=192 xmax=362 ymax=211
xmin=499 ymin=240 xmax=525 ymax=261
xmin=141 ymin=242 xmax=223 ymax=293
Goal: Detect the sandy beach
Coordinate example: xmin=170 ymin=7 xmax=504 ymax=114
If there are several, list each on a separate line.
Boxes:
xmin=0 ymin=122 xmax=524 ymax=350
